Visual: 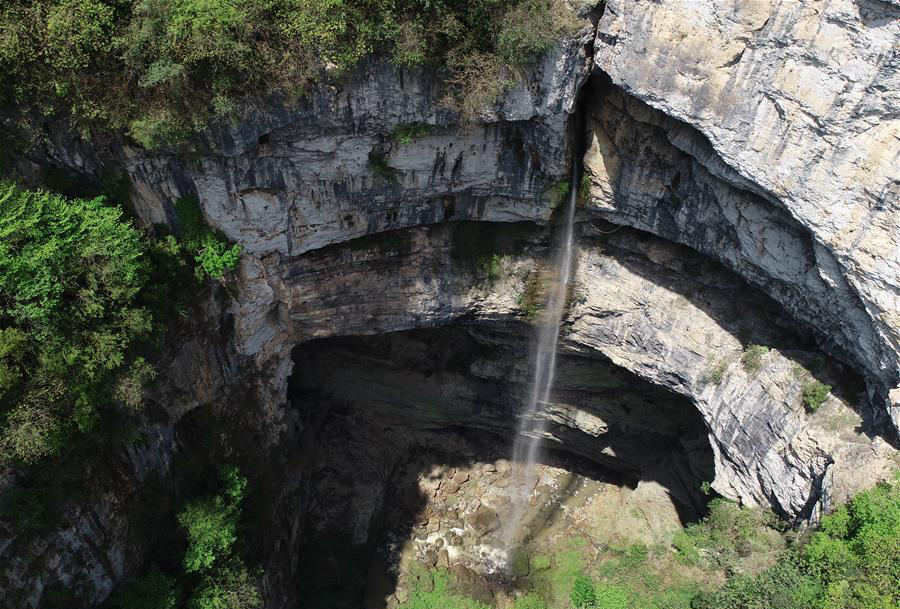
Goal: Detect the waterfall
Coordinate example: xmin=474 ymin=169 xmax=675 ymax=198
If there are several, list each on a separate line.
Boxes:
xmin=504 ymin=111 xmax=582 ymax=550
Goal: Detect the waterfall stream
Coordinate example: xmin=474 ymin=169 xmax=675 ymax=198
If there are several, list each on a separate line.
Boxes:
xmin=503 ymin=112 xmax=582 ymax=551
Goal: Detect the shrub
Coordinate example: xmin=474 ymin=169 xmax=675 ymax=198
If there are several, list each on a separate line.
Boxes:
xmin=173 ymin=196 xmax=242 ymax=280
xmin=517 ymin=270 xmax=545 ymax=320
xmin=0 ymin=182 xmax=152 ymax=463
xmin=178 ymin=466 xmax=247 ymax=573
xmin=110 ymin=565 xmax=180 ymax=609
xmin=704 ymin=360 xmax=728 ymax=384
xmin=393 ymin=123 xmax=431 ymax=145
xmin=1 ymin=1 xmax=580 ymax=147
xmin=189 ymin=559 xmax=261 ymax=609
xmin=496 ymin=0 xmax=578 ymax=69
xmin=477 ymin=254 xmax=504 ymax=287
xmin=547 ymin=179 xmax=570 ymax=209
xmin=740 ymin=345 xmax=769 ymax=375
xmin=571 ymin=574 xmax=596 ymax=608
xmin=802 ymin=381 xmax=831 ymax=412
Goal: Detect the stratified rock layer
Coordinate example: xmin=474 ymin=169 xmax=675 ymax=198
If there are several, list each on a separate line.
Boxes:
xmin=592 ymin=0 xmax=900 ymax=427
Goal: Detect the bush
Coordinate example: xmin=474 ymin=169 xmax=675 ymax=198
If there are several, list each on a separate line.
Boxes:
xmin=802 ymin=381 xmax=831 ymax=412
xmin=189 ymin=559 xmax=261 ymax=609
xmin=173 ymin=196 xmax=242 ymax=280
xmin=393 ymin=123 xmax=431 ymax=145
xmin=0 ymin=182 xmax=152 ymax=463
xmin=110 ymin=565 xmax=180 ymax=609
xmin=178 ymin=466 xmax=247 ymax=573
xmin=571 ymin=574 xmax=596 ymax=608
xmin=740 ymin=345 xmax=769 ymax=375
xmin=547 ymin=180 xmax=571 ymax=209
xmin=1 ymin=0 xmax=580 ymax=147
xmin=496 ymin=0 xmax=578 ymax=69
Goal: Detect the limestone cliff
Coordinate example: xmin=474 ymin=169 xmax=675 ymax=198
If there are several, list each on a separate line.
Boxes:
xmin=1 ymin=2 xmax=898 ymax=607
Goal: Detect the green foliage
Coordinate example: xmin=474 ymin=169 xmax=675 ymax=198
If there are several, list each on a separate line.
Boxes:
xmin=697 ymin=474 xmax=900 ymax=609
xmin=704 ymin=360 xmax=727 ymax=385
xmin=477 ymin=254 xmax=504 ymax=288
xmin=496 ymin=0 xmax=577 ymax=68
xmin=740 ymin=344 xmax=769 ymax=375
xmin=594 ymin=583 xmax=629 ymax=609
xmin=367 ymin=152 xmax=397 ymax=182
xmin=0 ymin=181 xmax=152 ymax=464
xmin=110 ymin=565 xmax=180 ymax=609
xmin=531 ymin=554 xmax=551 ymax=571
xmin=173 ymin=196 xmax=242 ymax=280
xmin=1 ymin=0 xmax=579 ymax=147
xmin=517 ymin=270 xmax=545 ymax=320
xmin=693 ymin=559 xmax=823 ymax=609
xmin=178 ymin=466 xmax=246 ymax=573
xmin=189 ymin=559 xmax=261 ymax=609
xmin=513 ymin=593 xmax=547 ymax=609
xmin=398 ymin=568 xmax=491 ymax=609
xmin=578 ymin=173 xmax=591 ymax=205
xmin=571 ymin=573 xmax=597 ymax=608
xmin=802 ymin=381 xmax=831 ymax=412
xmin=393 ymin=123 xmax=431 ymax=145
xmin=672 ymin=499 xmax=780 ymax=570
xmin=547 ymin=179 xmax=570 ymax=209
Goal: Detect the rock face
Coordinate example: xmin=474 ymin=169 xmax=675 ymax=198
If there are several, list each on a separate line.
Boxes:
xmin=122 ymin=33 xmax=593 ymax=256
xmin=2 ymin=3 xmax=899 ymax=607
xmin=591 ymin=0 xmax=900 ymax=427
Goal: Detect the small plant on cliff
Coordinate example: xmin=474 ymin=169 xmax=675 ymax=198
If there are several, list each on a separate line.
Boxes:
xmin=740 ymin=344 xmax=769 ymax=375
xmin=547 ymin=179 xmax=571 ymax=210
xmin=174 ymin=196 xmax=243 ymax=281
xmin=477 ymin=254 xmax=504 ymax=288
xmin=704 ymin=359 xmax=728 ymax=385
xmin=517 ymin=270 xmax=546 ymax=320
xmin=393 ymin=123 xmax=432 ymax=145
xmin=802 ymin=381 xmax=831 ymax=412
xmin=368 ymin=151 xmax=398 ymax=182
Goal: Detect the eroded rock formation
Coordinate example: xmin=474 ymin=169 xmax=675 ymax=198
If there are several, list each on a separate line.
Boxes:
xmin=2 ymin=1 xmax=898 ymax=607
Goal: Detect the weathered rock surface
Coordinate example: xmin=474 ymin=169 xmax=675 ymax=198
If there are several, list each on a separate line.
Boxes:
xmin=592 ymin=0 xmax=900 ymax=427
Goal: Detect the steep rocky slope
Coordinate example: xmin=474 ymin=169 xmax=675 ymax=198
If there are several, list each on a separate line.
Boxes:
xmin=1 ymin=2 xmax=898 ymax=607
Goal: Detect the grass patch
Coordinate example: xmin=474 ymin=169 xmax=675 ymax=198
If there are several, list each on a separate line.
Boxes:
xmin=398 ymin=568 xmax=490 ymax=609
xmin=477 ymin=254 xmax=505 ymax=289
xmin=740 ymin=345 xmax=769 ymax=375
xmin=517 ymin=269 xmax=546 ymax=320
xmin=704 ymin=359 xmax=728 ymax=385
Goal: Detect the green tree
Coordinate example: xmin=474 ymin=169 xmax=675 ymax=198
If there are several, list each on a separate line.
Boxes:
xmin=0 ymin=181 xmax=152 ymax=464
xmin=178 ymin=466 xmax=247 ymax=573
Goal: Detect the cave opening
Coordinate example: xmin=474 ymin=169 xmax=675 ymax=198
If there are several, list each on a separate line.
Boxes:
xmin=286 ymin=323 xmax=715 ymax=608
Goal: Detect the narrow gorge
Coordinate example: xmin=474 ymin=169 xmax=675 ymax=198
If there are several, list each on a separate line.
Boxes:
xmin=0 ymin=1 xmax=897 ymax=609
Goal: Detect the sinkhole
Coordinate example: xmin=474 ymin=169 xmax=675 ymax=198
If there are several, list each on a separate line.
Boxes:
xmin=287 ymin=323 xmax=716 ymax=608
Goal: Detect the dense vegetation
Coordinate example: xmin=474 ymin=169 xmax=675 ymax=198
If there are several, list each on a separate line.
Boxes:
xmin=399 ymin=474 xmax=900 ymax=609
xmin=111 ymin=466 xmax=261 ymax=609
xmin=0 ymin=181 xmax=153 ymax=464
xmin=0 ymin=182 xmax=240 ymax=467
xmin=0 ymin=0 xmax=580 ymax=148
